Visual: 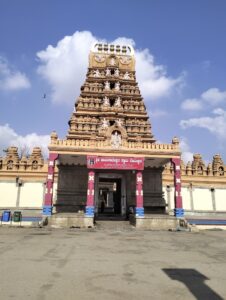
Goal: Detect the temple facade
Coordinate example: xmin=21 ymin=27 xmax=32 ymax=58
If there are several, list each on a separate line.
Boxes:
xmin=0 ymin=147 xmax=226 ymax=225
xmin=44 ymin=43 xmax=183 ymax=223
xmin=0 ymin=43 xmax=226 ymax=228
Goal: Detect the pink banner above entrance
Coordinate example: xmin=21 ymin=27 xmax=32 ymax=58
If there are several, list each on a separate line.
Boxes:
xmin=87 ymin=156 xmax=144 ymax=170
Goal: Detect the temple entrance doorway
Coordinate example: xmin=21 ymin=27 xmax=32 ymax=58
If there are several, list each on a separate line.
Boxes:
xmin=98 ymin=178 xmax=121 ymax=215
xmin=95 ymin=173 xmax=126 ymax=218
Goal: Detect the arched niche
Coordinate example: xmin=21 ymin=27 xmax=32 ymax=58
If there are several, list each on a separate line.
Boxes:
xmin=104 ymin=125 xmax=127 ymax=148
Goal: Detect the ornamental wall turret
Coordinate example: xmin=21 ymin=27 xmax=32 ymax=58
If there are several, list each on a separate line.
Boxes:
xmin=0 ymin=147 xmax=48 ymax=181
xmin=163 ymin=153 xmax=226 ymax=187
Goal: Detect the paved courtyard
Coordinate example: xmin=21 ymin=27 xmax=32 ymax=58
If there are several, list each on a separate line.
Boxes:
xmin=0 ymin=226 xmax=226 ymax=300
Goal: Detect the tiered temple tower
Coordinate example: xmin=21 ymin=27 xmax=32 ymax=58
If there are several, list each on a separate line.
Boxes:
xmin=67 ymin=43 xmax=155 ymax=148
xmin=46 ymin=43 xmax=182 ymax=222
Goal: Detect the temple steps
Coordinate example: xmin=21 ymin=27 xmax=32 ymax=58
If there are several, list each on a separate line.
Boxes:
xmin=94 ymin=219 xmax=133 ymax=231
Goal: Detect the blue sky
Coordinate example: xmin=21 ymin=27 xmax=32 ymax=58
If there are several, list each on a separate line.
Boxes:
xmin=0 ymin=0 xmax=226 ymax=164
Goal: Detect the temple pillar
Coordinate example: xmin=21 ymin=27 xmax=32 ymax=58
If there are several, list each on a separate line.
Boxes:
xmin=172 ymin=158 xmax=184 ymax=217
xmin=85 ymin=170 xmax=95 ymax=217
xmin=43 ymin=153 xmax=58 ymax=216
xmin=135 ymin=171 xmax=144 ymax=217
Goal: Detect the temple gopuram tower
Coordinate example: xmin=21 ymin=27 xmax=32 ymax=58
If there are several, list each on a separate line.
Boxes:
xmin=44 ymin=43 xmax=182 ymax=226
xmin=67 ymin=43 xmax=155 ymax=147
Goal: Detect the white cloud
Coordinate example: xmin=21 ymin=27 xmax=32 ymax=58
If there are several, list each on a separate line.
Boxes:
xmin=181 ymin=87 xmax=226 ymax=111
xmin=212 ymin=107 xmax=225 ymax=116
xmin=135 ymin=49 xmax=183 ymax=100
xmin=111 ymin=37 xmax=135 ymax=48
xmin=0 ymin=124 xmax=49 ymax=157
xmin=201 ymin=88 xmax=226 ymax=105
xmin=37 ymin=30 xmax=183 ymax=105
xmin=180 ymin=108 xmax=226 ymax=140
xmin=179 ymin=137 xmax=193 ymax=163
xmin=0 ymin=57 xmax=30 ymax=91
xmin=181 ymin=98 xmax=203 ymax=111
xmin=37 ymin=31 xmax=98 ymax=104
xmin=149 ymin=109 xmax=168 ymax=117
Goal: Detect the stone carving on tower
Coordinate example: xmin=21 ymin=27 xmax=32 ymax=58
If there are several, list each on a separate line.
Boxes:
xmin=67 ymin=43 xmax=156 ymax=149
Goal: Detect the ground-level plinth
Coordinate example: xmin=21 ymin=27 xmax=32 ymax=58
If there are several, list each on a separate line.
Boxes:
xmin=130 ymin=214 xmax=182 ymax=230
xmin=48 ymin=213 xmax=94 ymax=228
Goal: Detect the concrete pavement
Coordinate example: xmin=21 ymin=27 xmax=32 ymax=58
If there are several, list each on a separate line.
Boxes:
xmin=0 ymin=227 xmax=225 ymax=299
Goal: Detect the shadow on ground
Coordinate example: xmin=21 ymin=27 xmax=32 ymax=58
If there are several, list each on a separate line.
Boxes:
xmin=163 ymin=268 xmax=223 ymax=300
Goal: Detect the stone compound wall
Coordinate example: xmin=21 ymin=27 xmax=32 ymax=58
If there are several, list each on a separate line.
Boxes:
xmin=163 ymin=153 xmax=226 ymax=215
xmin=0 ymin=148 xmax=226 ymax=216
xmin=0 ymin=181 xmax=45 ymax=208
xmin=0 ymin=147 xmax=49 ymax=212
xmin=164 ymin=186 xmax=226 ymax=215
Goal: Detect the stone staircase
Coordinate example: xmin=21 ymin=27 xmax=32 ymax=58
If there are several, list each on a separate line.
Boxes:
xmin=95 ymin=218 xmax=133 ymax=231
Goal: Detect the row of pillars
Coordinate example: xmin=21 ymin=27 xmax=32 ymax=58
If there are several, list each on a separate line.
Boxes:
xmin=42 ymin=155 xmax=184 ymax=218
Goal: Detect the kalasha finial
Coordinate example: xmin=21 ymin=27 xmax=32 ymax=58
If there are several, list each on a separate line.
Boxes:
xmin=172 ymin=136 xmax=179 ymax=145
xmin=50 ymin=131 xmax=58 ymax=143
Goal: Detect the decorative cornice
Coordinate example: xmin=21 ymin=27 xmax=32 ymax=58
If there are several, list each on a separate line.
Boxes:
xmin=48 ymin=135 xmax=180 ymax=157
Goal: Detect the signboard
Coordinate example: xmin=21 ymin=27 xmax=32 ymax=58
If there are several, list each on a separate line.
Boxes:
xmin=87 ymin=155 xmax=144 ymax=170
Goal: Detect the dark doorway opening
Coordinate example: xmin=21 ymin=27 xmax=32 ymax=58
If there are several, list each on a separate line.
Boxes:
xmin=109 ymin=120 xmax=115 ymax=126
xmin=110 ymin=98 xmax=115 ymax=106
xmin=110 ymin=82 xmax=115 ymax=89
xmin=98 ymin=178 xmax=121 ymax=216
